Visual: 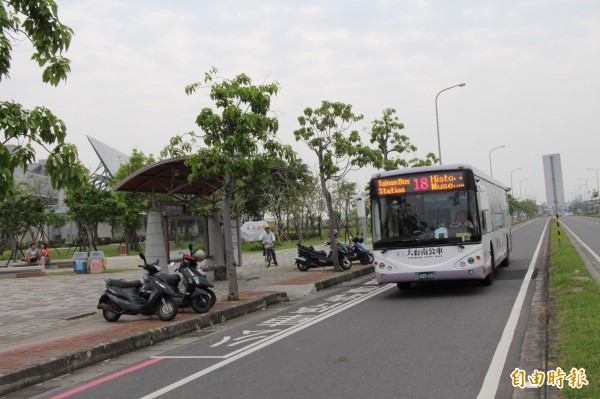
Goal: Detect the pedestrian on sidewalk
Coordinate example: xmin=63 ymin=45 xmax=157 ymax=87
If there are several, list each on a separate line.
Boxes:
xmin=259 ymin=224 xmax=278 ymax=266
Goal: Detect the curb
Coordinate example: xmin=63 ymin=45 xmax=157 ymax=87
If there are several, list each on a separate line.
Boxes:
xmin=0 ymin=266 xmax=375 ymax=396
xmin=313 ymin=265 xmax=374 ymax=290
xmin=268 ymin=266 xmax=375 ymax=298
xmin=0 ymin=292 xmax=287 ymax=396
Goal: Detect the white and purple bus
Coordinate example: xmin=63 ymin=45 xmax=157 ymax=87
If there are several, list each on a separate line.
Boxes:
xmin=370 ymin=164 xmax=512 ymax=290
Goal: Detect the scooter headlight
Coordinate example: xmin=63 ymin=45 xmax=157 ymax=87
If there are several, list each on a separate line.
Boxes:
xmin=193 ymin=276 xmax=201 ymax=285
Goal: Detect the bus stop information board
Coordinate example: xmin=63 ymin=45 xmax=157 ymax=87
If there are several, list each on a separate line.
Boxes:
xmin=375 ymin=171 xmax=466 ymax=196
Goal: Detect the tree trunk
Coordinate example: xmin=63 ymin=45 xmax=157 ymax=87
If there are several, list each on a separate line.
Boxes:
xmin=222 ymin=175 xmax=240 ymax=301
xmin=319 ymin=174 xmax=340 ymax=271
xmin=10 ymin=236 xmax=18 ymax=262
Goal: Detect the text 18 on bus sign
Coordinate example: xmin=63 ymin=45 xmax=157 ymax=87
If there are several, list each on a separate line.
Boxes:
xmin=376 ymin=171 xmax=466 ymax=195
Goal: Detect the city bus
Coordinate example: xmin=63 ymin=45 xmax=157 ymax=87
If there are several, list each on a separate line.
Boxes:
xmin=370 ymin=164 xmax=511 ymax=289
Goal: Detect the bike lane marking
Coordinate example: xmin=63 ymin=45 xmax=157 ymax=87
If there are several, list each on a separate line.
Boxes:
xmin=153 ymin=280 xmax=382 ymax=359
xmin=140 ymin=282 xmax=395 ymax=399
xmin=477 ymin=219 xmax=548 ymax=398
xmin=49 ymin=358 xmax=163 ymax=399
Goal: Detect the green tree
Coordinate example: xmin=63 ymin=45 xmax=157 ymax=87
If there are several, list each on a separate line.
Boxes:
xmin=521 ymin=199 xmax=539 ymax=218
xmin=45 ymin=211 xmax=67 ymax=237
xmin=332 ymin=179 xmax=357 ymax=230
xmin=508 ymin=193 xmax=519 ymax=216
xmin=162 ymin=68 xmax=295 ymax=300
xmin=294 ymin=100 xmax=378 ymax=270
xmin=0 ymin=0 xmax=86 ymax=201
xmin=64 ymin=183 xmax=119 ymax=252
xmin=113 ymin=149 xmax=155 ymax=253
xmin=370 ymin=108 xmax=437 ymax=170
xmin=255 ymin=158 xmax=313 ymax=240
xmin=0 ymin=189 xmax=45 ymax=261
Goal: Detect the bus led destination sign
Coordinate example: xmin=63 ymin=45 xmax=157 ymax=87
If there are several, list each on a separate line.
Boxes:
xmin=376 ymin=171 xmax=466 ymax=195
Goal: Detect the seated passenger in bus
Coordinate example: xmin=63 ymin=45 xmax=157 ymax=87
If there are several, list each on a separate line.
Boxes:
xmin=453 ymin=210 xmax=474 ymax=229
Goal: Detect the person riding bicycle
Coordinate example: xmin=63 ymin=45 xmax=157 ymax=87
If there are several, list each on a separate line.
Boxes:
xmin=259 ymin=224 xmax=278 ymax=266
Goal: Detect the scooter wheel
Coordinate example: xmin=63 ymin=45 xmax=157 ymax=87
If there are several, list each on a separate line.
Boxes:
xmin=157 ymin=297 xmax=178 ymax=321
xmin=103 ymin=309 xmax=121 ymax=322
xmin=340 ymin=256 xmax=352 ymax=270
xmin=191 ymin=294 xmax=212 ymax=313
xmin=296 ymin=260 xmax=309 ymax=272
xmin=360 ymin=253 xmax=375 ymax=265
xmin=206 ymin=288 xmax=217 ymax=306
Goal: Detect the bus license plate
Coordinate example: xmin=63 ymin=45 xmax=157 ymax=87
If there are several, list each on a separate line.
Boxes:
xmin=418 ymin=272 xmax=435 ymax=280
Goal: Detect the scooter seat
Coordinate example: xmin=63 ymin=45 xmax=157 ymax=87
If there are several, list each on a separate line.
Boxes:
xmin=158 ymin=273 xmax=181 ymax=285
xmin=106 ymin=279 xmax=142 ymax=288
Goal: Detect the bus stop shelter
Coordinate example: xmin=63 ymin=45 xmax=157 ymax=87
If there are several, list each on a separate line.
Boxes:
xmin=112 ymin=157 xmax=226 ymax=270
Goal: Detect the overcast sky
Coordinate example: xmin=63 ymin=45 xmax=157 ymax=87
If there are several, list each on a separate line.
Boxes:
xmin=4 ymin=0 xmax=600 ymax=205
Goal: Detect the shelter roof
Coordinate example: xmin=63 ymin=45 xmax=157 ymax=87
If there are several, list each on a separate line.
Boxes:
xmin=112 ymin=157 xmax=221 ymax=197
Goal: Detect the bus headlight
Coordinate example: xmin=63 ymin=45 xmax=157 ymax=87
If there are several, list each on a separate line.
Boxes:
xmin=378 ymin=263 xmax=386 ymax=269
xmin=468 ymin=257 xmax=475 ymax=264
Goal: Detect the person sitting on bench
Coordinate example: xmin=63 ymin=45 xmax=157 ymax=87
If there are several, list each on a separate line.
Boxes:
xmin=38 ymin=243 xmax=51 ymax=266
xmin=24 ymin=243 xmax=39 ymax=263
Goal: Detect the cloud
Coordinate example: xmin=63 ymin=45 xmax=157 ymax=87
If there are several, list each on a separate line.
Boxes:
xmin=3 ymin=0 xmax=600 ymax=203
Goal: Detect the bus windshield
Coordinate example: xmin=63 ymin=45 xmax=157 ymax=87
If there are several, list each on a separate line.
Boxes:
xmin=372 ymin=189 xmax=481 ymax=249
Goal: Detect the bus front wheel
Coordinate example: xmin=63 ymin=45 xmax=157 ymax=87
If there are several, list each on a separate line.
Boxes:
xmin=481 ymin=247 xmax=495 ymax=286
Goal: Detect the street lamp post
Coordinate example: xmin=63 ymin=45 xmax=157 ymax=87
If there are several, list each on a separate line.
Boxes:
xmin=587 ymin=167 xmax=600 ymax=195
xmin=510 ymin=167 xmax=522 ymax=197
xmin=575 ymin=185 xmax=584 ymax=201
xmin=488 ymin=145 xmax=505 ymax=177
xmin=519 ymin=178 xmax=528 ymax=200
xmin=579 ymin=177 xmax=593 ymax=201
xmin=435 ymin=83 xmax=466 ymax=164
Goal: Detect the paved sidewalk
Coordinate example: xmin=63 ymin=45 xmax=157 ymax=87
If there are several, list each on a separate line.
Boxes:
xmin=0 ymin=246 xmax=374 ymax=395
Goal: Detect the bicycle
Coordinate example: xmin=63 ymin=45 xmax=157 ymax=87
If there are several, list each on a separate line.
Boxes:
xmin=263 ymin=243 xmax=274 ymax=268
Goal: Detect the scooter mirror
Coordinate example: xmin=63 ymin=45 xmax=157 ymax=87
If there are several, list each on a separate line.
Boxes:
xmin=188 ymin=243 xmax=193 ymax=253
xmin=139 ymin=252 xmax=147 ymax=264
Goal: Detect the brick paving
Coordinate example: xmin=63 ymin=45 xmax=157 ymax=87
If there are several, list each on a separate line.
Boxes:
xmin=0 ymin=246 xmax=373 ymax=395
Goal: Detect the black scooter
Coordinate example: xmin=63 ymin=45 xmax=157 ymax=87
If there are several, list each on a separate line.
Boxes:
xmin=341 ymin=236 xmax=375 ymax=265
xmin=295 ymin=241 xmax=351 ymax=271
xmin=160 ymin=244 xmax=217 ymax=314
xmin=97 ymin=253 xmax=179 ymax=322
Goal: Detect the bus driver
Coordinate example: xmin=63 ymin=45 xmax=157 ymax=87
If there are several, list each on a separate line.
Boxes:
xmin=453 ymin=210 xmax=474 ymax=229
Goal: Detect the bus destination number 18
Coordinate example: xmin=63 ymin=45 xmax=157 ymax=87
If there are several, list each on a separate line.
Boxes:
xmin=376 ymin=171 xmax=466 ymax=196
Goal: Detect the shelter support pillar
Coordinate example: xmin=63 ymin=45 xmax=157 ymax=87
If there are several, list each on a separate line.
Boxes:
xmin=145 ymin=210 xmax=168 ymax=272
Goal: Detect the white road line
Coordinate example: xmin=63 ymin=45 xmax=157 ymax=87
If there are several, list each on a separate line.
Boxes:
xmin=561 ymin=223 xmax=600 ymax=263
xmin=141 ymin=283 xmax=395 ymax=399
xmin=477 ymin=219 xmax=548 ymax=398
xmin=560 ymin=223 xmax=600 ymax=280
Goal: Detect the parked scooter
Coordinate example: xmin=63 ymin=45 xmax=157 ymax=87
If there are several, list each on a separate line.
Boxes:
xmin=161 ymin=244 xmax=217 ymax=314
xmin=342 ymin=236 xmax=375 ymax=265
xmin=96 ymin=253 xmax=179 ymax=322
xmin=295 ymin=241 xmax=351 ymax=271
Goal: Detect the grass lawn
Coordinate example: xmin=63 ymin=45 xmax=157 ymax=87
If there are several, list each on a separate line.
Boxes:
xmin=548 ymin=220 xmax=600 ymax=397
xmin=2 ymin=235 xmax=337 ymax=262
